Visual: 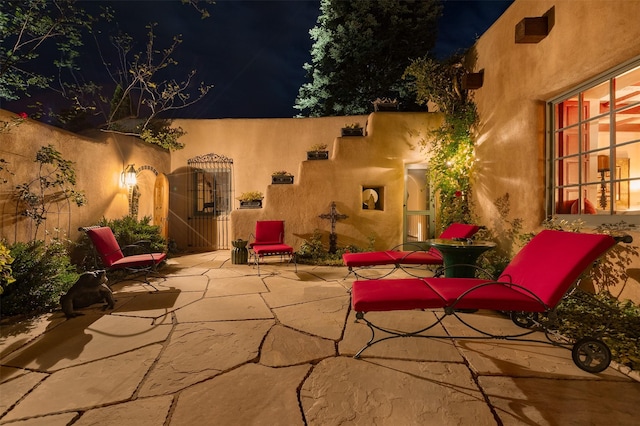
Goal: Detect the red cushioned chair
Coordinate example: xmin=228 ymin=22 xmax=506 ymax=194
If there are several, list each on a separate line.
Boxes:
xmin=351 ymin=230 xmax=632 ymax=373
xmin=80 ymin=226 xmax=167 ymax=287
xmin=342 ymin=223 xmax=481 ymax=278
xmin=249 ymin=220 xmax=296 ymax=275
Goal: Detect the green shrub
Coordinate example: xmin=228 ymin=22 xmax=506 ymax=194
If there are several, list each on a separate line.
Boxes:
xmin=1 ymin=239 xmax=77 ymax=318
xmin=75 ymin=216 xmax=167 ymax=271
xmin=296 ymin=229 xmax=370 ymax=266
xmin=555 ymin=291 xmax=640 ymax=371
xmin=99 ymin=216 xmax=167 ymax=252
xmin=0 ymin=241 xmax=15 ymax=295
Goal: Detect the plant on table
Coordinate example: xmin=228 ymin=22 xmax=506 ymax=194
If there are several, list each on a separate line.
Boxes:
xmin=237 ymin=191 xmax=264 ymax=202
xmin=308 ymin=143 xmax=328 ymax=152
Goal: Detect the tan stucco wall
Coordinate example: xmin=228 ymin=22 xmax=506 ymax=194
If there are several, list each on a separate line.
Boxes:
xmin=471 ymin=0 xmax=640 ymax=302
xmin=0 ymin=109 xmax=171 ymax=244
xmin=471 ymin=0 xmax=640 ymax=229
xmin=172 ymin=113 xmax=442 ymax=251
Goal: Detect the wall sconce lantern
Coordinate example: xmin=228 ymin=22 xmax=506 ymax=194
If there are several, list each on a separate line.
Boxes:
xmin=121 ymin=164 xmax=137 ymax=188
xmin=597 ymin=155 xmax=610 ymax=209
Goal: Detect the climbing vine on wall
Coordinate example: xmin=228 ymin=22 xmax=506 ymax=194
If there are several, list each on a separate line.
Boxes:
xmin=404 ymin=54 xmax=477 ymax=230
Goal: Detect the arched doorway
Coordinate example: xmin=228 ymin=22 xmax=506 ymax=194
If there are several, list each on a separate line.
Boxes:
xmin=131 ymin=166 xmax=169 ymax=239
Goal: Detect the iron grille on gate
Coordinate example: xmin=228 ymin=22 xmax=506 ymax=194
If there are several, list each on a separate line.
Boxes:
xmin=187 ymin=153 xmax=233 ymax=250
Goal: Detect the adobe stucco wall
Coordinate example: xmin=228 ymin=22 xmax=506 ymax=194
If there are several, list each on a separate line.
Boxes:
xmin=471 ymin=0 xmax=640 ymax=302
xmin=0 ymin=109 xmax=171 ymax=244
xmin=471 ymin=0 xmax=640 ymax=229
xmin=171 ymin=113 xmax=442 ymax=251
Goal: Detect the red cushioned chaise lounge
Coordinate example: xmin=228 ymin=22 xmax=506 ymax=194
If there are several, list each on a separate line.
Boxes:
xmin=342 ymin=223 xmax=481 ymax=278
xmin=351 ymin=229 xmax=632 ymax=374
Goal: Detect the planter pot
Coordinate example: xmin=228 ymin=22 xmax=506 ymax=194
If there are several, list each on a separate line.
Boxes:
xmin=231 ymin=239 xmax=249 ymax=264
xmin=307 ymin=150 xmax=329 ymax=160
xmin=239 ymin=200 xmax=262 ymax=209
xmin=272 ymin=175 xmax=294 ymax=184
xmin=341 ymin=128 xmax=364 ymax=137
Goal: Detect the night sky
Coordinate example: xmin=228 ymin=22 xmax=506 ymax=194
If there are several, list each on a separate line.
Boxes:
xmin=4 ymin=0 xmax=514 ymax=119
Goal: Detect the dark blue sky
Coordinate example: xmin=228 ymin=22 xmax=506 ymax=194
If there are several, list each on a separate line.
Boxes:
xmin=4 ymin=0 xmax=513 ymax=119
xmin=175 ymin=0 xmax=514 ymax=118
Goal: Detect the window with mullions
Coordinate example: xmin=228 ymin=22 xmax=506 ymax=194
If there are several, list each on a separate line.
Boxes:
xmin=550 ymin=62 xmax=640 ymax=216
xmin=193 ymin=169 xmax=231 ymax=215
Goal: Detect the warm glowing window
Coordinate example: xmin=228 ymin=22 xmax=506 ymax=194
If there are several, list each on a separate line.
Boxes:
xmin=550 ymin=62 xmax=640 ymax=216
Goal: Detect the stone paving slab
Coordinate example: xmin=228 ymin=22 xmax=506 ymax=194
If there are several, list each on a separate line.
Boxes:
xmin=301 ymin=357 xmax=496 ymax=426
xmin=0 ymin=412 xmax=77 ymax=426
xmin=0 ymin=366 xmax=28 ymax=384
xmin=139 ymin=320 xmax=273 ymax=397
xmin=171 ymin=363 xmax=310 ymax=425
xmin=174 ymin=293 xmax=274 ymax=322
xmin=204 ymin=274 xmax=268 ymax=297
xmin=339 ymin=310 xmax=465 ymax=362
xmin=0 ymin=314 xmax=67 ymax=360
xmin=151 ymin=275 xmax=210 ymax=292
xmin=456 ymin=339 xmax=629 ymax=380
xmin=272 ymin=295 xmax=350 ymax=340
xmin=441 ymin=310 xmax=630 ymax=379
xmin=111 ymin=290 xmax=204 ymax=319
xmin=0 ymin=370 xmax=47 ymax=416
xmin=2 ymin=345 xmax=162 ymax=422
xmin=203 ymin=266 xmax=253 ymax=279
xmin=262 ymin=278 xmax=348 ymax=308
xmin=260 ymin=324 xmax=336 ymax=366
xmin=108 ymin=279 xmax=163 ymax=294
xmin=1 ymin=314 xmax=172 ymax=372
xmin=480 ymin=375 xmax=640 ymax=425
xmin=294 ymin=266 xmax=351 ymax=282
xmin=73 ymin=395 xmax=173 ymax=426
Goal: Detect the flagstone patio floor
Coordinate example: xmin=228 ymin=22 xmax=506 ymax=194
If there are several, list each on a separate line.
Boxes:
xmin=1 ymin=251 xmax=639 ymax=425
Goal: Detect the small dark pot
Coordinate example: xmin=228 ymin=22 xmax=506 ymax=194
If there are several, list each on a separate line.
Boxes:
xmin=341 ymin=128 xmax=364 ymax=137
xmin=239 ymin=200 xmax=262 ymax=209
xmin=307 ymin=151 xmax=329 ymax=160
xmin=272 ymin=175 xmax=294 ymax=184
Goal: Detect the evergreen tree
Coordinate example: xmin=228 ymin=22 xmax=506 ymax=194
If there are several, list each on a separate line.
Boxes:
xmin=295 ymin=0 xmax=442 ymax=117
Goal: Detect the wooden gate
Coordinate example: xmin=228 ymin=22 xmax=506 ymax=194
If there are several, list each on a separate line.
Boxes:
xmin=186 ymin=153 xmax=233 ymax=250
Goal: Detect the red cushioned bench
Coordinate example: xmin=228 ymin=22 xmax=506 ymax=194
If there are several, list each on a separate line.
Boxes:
xmin=342 ymin=223 xmax=480 ymax=278
xmin=351 ymin=230 xmax=632 ymax=374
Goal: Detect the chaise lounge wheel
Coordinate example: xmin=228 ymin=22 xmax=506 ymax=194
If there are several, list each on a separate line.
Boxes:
xmin=510 ymin=311 xmax=538 ymax=329
xmin=572 ymin=337 xmax=611 ymax=373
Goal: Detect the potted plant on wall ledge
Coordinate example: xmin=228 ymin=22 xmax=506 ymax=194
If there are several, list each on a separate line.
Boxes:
xmin=341 ymin=122 xmax=364 ymax=137
xmin=237 ymin=191 xmax=264 ymax=209
xmin=271 ymin=170 xmax=294 ymax=184
xmin=372 ymin=97 xmax=400 ymax=111
xmin=307 ymin=143 xmax=329 ymax=160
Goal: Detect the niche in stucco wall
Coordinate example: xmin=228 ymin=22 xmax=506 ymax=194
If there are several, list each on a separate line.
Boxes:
xmin=362 ymin=187 xmax=384 ymax=210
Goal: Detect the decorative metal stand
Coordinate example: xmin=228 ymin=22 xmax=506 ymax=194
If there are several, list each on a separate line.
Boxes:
xmin=319 ymin=201 xmax=348 ymax=253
